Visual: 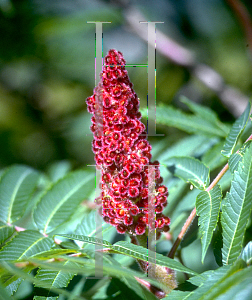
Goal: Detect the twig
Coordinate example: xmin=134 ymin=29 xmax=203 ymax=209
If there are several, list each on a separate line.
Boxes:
xmin=135 ymin=277 xmax=166 ymax=299
xmin=168 ymin=207 xmax=196 ymax=259
xmin=226 ymin=0 xmax=252 ymax=60
xmin=168 ymin=133 xmax=252 ymax=259
xmin=168 ymin=161 xmax=228 ymax=259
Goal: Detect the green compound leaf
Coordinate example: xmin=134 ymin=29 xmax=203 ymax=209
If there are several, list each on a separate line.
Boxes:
xmin=1 ymin=261 xmax=82 ymax=300
xmin=55 ymin=236 xmax=198 ymax=276
xmin=0 ymin=165 xmax=40 ymax=224
xmin=32 ymin=248 xmax=80 ymax=260
xmin=229 ymin=140 xmax=252 ymax=174
xmin=171 ymin=259 xmax=251 ymax=300
xmin=35 ymin=261 xmax=76 ymax=298
xmin=75 ymin=210 xmax=102 ymax=237
xmin=196 ymin=185 xmax=222 ymax=263
xmin=33 ymin=169 xmax=95 ymax=234
xmin=100 ymin=256 xmax=148 ymax=300
xmin=1 ymin=265 xmax=34 ymax=296
xmin=55 ymin=234 xmax=112 ymax=248
xmin=241 ymin=241 xmax=252 ymax=266
xmin=180 ymin=96 xmax=230 ymax=136
xmin=28 ymin=255 xmax=164 ymax=293
xmin=221 ymin=100 xmax=251 ymax=158
xmin=0 ymin=221 xmax=15 ymax=245
xmin=112 ymin=241 xmax=198 ymax=276
xmin=0 ymin=230 xmax=54 ymax=261
xmin=164 ymin=156 xmax=210 ymax=190
xmin=75 ymin=210 xmax=114 ymax=250
xmin=141 ymin=105 xmax=228 ymax=137
xmin=221 ymin=143 xmax=252 ymax=265
xmin=213 ymin=276 xmax=252 ymax=300
xmin=158 ymin=135 xmax=215 ymax=163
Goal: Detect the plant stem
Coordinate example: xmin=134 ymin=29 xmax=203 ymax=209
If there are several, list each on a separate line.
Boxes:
xmin=168 ymin=207 xmax=196 ymax=259
xmin=206 ymin=163 xmax=229 ymax=192
xmin=168 ymin=132 xmax=252 ymax=259
xmin=168 ymin=162 xmax=228 ymax=259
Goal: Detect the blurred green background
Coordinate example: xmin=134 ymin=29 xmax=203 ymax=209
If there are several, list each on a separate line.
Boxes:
xmin=0 ymin=0 xmax=251 ymax=171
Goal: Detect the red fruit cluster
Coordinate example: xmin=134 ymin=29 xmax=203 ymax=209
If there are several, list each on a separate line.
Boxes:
xmin=86 ymin=49 xmax=170 ymax=238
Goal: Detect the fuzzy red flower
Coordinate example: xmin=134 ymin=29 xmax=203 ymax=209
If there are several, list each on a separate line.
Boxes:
xmin=86 ymin=49 xmax=170 ymax=239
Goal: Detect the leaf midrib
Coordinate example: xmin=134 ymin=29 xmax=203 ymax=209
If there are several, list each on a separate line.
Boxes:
xmin=225 ymin=158 xmax=252 ymax=264
xmin=43 ymin=176 xmax=91 ymax=234
xmin=19 ymin=236 xmax=45 ymax=260
xmin=201 ymin=191 xmax=213 ymax=253
xmin=7 ymin=169 xmax=33 ymax=223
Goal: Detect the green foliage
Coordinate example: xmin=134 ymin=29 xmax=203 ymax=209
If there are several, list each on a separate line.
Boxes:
xmin=33 ymin=169 xmax=95 ymax=234
xmin=0 ymin=99 xmax=252 ymax=299
xmin=0 ymin=165 xmax=40 ymax=224
xmin=141 ymin=100 xmax=229 ymax=138
xmin=34 ymin=261 xmax=76 ymax=295
xmin=196 ymin=185 xmax=222 ymax=263
xmin=167 ymin=260 xmax=252 ymax=300
xmin=0 ymin=231 xmax=54 ymax=261
xmin=221 ymin=101 xmax=251 ymax=158
xmin=228 ymin=141 xmax=252 ymax=174
xmin=241 ymin=242 xmax=252 ymax=266
xmin=0 ymin=0 xmax=252 ymax=298
xmin=164 ymin=156 xmax=210 ymax=190
xmin=221 ymin=143 xmax=252 ymax=265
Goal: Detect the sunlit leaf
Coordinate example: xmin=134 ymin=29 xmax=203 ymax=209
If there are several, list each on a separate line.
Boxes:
xmin=55 ymin=234 xmax=112 ymax=248
xmin=112 ymin=241 xmax=198 ymax=276
xmin=35 ymin=261 xmax=76 ymax=298
xmin=221 ymin=143 xmax=252 ymax=265
xmin=196 ymin=185 xmax=222 ymax=263
xmin=0 ymin=230 xmax=54 ymax=261
xmin=221 ymin=101 xmax=251 ymax=158
xmin=214 ymin=277 xmax=252 ymax=300
xmin=158 ymin=135 xmax=215 ymax=163
xmin=141 ymin=105 xmax=228 ymax=137
xmin=75 ymin=210 xmax=114 ymax=249
xmin=0 ymin=261 xmax=81 ymax=300
xmin=229 ymin=141 xmax=252 ymax=174
xmin=32 ymin=249 xmax=79 ymax=260
xmin=164 ymin=156 xmax=210 ymax=190
xmin=54 ymin=235 xmax=197 ymax=276
xmin=28 ymin=256 xmax=165 ymax=293
xmin=75 ymin=210 xmax=101 ymax=238
xmin=0 ymin=221 xmax=14 ymax=245
xmin=33 ymin=169 xmax=95 ymax=234
xmin=178 ymin=259 xmax=249 ymax=299
xmin=0 ymin=165 xmax=40 ymax=224
xmin=180 ymin=96 xmax=230 ymax=136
